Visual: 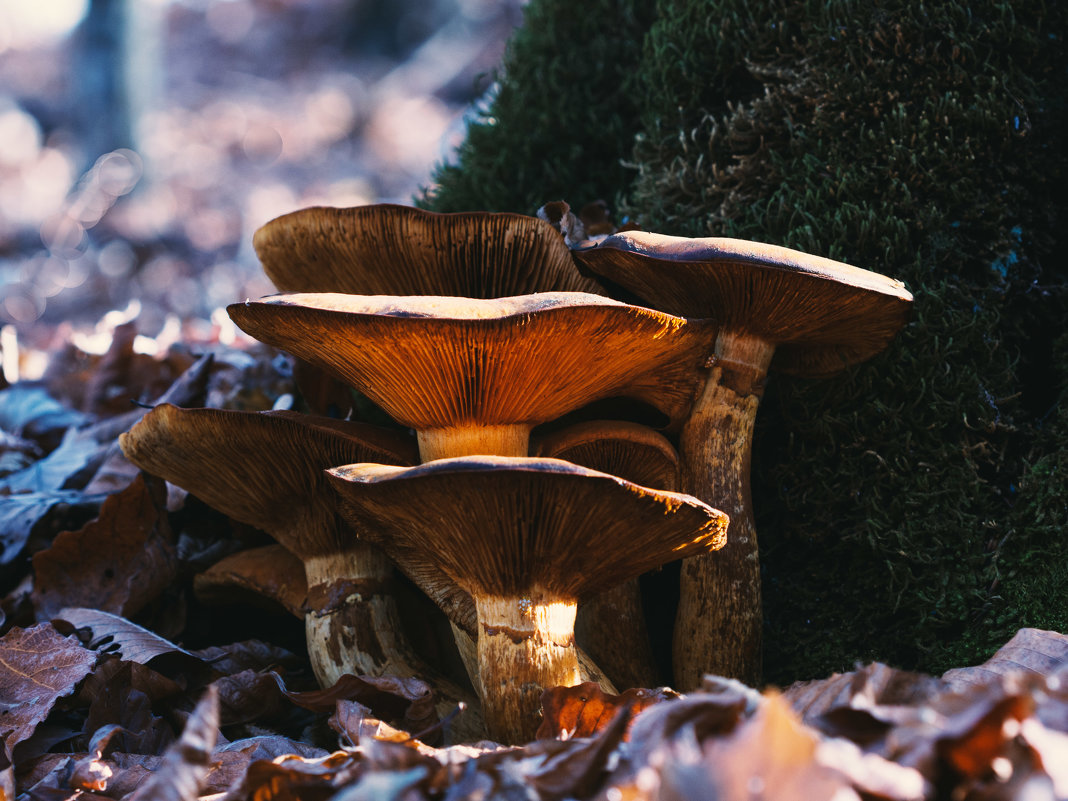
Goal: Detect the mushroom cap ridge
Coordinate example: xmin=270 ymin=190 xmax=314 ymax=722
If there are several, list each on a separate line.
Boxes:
xmin=253 ymin=203 xmax=603 ymax=296
xmin=575 ymin=230 xmax=914 ymax=376
xmin=119 ymin=403 xmax=417 ymax=558
xmin=227 ymin=292 xmax=716 ymax=431
xmin=326 ymin=455 xmax=728 ymax=601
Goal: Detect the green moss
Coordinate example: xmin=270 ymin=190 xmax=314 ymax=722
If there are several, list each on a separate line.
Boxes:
xmin=629 ymin=0 xmax=1068 ymax=682
xmin=419 ymin=0 xmax=655 ymax=214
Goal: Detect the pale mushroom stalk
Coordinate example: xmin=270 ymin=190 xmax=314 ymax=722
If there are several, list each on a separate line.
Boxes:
xmin=675 ymin=331 xmax=774 ymax=687
xmin=475 ymin=591 xmax=580 ymax=736
xmin=535 ymin=419 xmax=680 ymax=689
xmin=327 ymin=456 xmax=728 ymax=743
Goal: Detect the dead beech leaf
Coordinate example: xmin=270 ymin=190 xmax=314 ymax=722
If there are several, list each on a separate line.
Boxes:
xmin=81 ymin=659 xmax=177 ymax=756
xmin=537 ymin=682 xmax=679 ymax=740
xmin=126 ymin=685 xmax=220 ymax=801
xmin=274 ymin=672 xmax=438 ymax=735
xmin=225 ymin=749 xmax=358 ymax=800
xmin=0 ymin=490 xmax=102 ymax=566
xmin=785 ymin=662 xmax=944 ymax=727
xmin=529 ymin=702 xmax=634 ymax=801
xmin=32 ymin=473 xmax=177 ymax=619
xmin=53 ymin=608 xmax=212 ymax=684
xmin=0 ymin=623 xmax=96 ymax=761
xmin=698 ymin=692 xmax=858 ymax=800
xmin=55 ymin=607 xmax=198 ymax=663
xmin=211 ymin=669 xmax=286 ymax=726
xmin=192 ymin=639 xmax=303 ymax=676
xmin=942 ymin=629 xmax=1068 ymax=691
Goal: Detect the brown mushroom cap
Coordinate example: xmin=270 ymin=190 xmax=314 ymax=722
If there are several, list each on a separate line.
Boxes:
xmin=253 ymin=203 xmax=604 ymax=297
xmin=193 ymin=543 xmax=307 ymax=619
xmin=533 ymin=419 xmax=679 ymax=490
xmin=575 ymin=230 xmax=914 ymax=377
xmin=118 ymin=404 xmax=417 ymax=558
xmin=227 ymin=292 xmax=716 ymax=434
xmin=326 ymin=455 xmax=727 ymax=602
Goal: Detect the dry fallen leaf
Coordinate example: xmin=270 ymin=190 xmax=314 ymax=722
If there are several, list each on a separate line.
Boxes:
xmin=275 ymin=672 xmax=439 ymax=740
xmin=537 ymin=682 xmax=679 ymax=740
xmin=0 ymin=623 xmax=97 ymax=762
xmin=32 ymin=473 xmax=177 ymax=620
xmin=126 ymin=685 xmax=220 ymax=801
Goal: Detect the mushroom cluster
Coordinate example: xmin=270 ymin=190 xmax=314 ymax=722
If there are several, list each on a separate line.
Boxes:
xmin=120 ymin=203 xmax=911 ymax=744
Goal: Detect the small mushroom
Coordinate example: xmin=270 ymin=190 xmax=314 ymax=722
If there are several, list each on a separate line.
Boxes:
xmin=118 ymin=404 xmax=486 ymax=739
xmin=253 ymin=203 xmax=605 ymax=297
xmin=227 ymin=292 xmax=717 ymax=462
xmin=193 ymin=543 xmax=307 ymax=619
xmin=576 ymin=231 xmax=913 ymax=688
xmin=534 ymin=419 xmax=681 ymax=689
xmin=326 ymin=455 xmax=728 ymax=743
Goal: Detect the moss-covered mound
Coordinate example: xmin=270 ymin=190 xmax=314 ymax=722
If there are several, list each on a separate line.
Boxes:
xmin=423 ymin=0 xmax=1068 ymax=686
xmin=418 ymin=0 xmax=655 ymax=214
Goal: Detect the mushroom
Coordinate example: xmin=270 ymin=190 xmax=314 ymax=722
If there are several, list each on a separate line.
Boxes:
xmin=193 ymin=543 xmax=307 ymax=620
xmin=252 ymin=204 xmax=608 ymax=418
xmin=575 ymin=231 xmax=913 ymax=687
xmin=226 ymin=292 xmax=717 ymax=462
xmin=118 ymin=404 xmax=486 ymax=739
xmin=326 ymin=455 xmax=729 ymax=743
xmin=533 ymin=419 xmax=681 ymax=689
xmin=253 ymin=203 xmax=604 ymax=297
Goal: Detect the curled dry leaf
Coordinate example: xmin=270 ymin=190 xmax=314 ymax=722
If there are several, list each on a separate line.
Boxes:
xmin=222 ymin=749 xmax=358 ymax=801
xmin=0 ymin=623 xmax=97 ymax=762
xmin=942 ymin=628 xmax=1068 ymax=692
xmin=537 ymin=682 xmax=680 ymax=741
xmin=0 ymin=490 xmax=103 ymax=567
xmin=273 ymin=672 xmax=438 ymax=739
xmin=32 ymin=473 xmax=177 ymax=620
xmin=54 ymin=607 xmax=205 ymax=668
xmin=785 ymin=662 xmax=946 ymax=727
xmin=211 ymin=669 xmax=287 ymax=726
xmin=126 ymin=685 xmax=220 ymax=801
xmin=192 ymin=639 xmax=304 ymax=676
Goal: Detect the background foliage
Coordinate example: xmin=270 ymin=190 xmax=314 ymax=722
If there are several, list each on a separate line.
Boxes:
xmin=424 ymin=0 xmax=1068 ymax=684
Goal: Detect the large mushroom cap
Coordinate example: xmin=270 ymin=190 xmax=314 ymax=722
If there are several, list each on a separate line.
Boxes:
xmin=326 ymin=455 xmax=728 ymax=602
xmin=253 ymin=203 xmax=604 ymax=297
xmin=227 ymin=292 xmax=716 ymax=432
xmin=118 ymin=404 xmax=417 ymax=558
xmin=575 ymin=230 xmax=914 ymax=376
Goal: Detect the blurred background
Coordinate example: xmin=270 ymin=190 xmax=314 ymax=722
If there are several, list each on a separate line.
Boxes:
xmin=0 ymin=0 xmax=523 ymax=374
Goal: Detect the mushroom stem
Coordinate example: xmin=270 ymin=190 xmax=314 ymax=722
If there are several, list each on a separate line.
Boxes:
xmin=475 ymin=592 xmax=581 ymax=744
xmin=302 ymin=546 xmax=408 ymax=687
xmin=675 ymin=330 xmax=774 ymax=689
xmin=304 ymin=546 xmax=489 ymax=742
xmin=417 ymin=424 xmax=532 ymax=462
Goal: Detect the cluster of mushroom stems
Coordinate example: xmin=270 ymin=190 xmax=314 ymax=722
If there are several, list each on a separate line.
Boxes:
xmin=119 ymin=204 xmax=911 ymax=744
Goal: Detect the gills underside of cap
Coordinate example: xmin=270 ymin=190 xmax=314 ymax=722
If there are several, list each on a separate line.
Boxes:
xmin=326 ymin=455 xmax=728 ymax=601
xmin=228 ymin=292 xmax=716 ymax=431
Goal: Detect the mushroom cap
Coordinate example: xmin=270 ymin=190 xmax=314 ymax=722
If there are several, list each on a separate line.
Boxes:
xmin=253 ymin=203 xmax=604 ymax=297
xmin=326 ymin=455 xmax=727 ymax=602
xmin=118 ymin=404 xmax=417 ymax=558
xmin=227 ymin=292 xmax=717 ymax=432
xmin=575 ymin=230 xmax=914 ymax=377
xmin=193 ymin=543 xmax=307 ymax=619
xmin=533 ymin=419 xmax=679 ymax=490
